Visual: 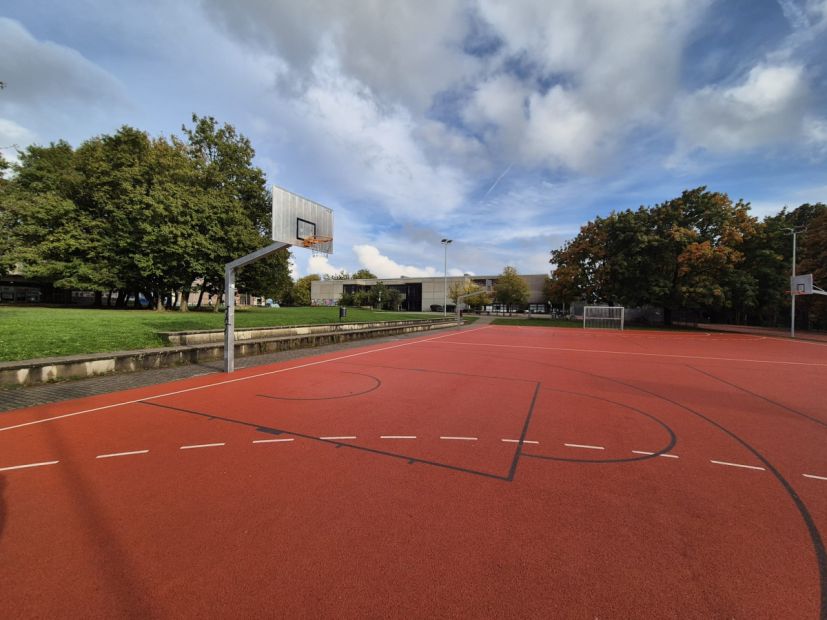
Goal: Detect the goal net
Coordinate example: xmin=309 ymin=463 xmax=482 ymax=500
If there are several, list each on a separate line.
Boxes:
xmin=583 ymin=306 xmax=625 ymax=330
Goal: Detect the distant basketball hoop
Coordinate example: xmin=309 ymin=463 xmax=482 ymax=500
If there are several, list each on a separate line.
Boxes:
xmin=790 ymin=274 xmax=814 ymax=295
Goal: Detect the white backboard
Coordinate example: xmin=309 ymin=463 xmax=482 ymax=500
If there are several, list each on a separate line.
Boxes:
xmin=791 ymin=273 xmax=813 ymax=295
xmin=272 ymin=185 xmax=334 ymax=254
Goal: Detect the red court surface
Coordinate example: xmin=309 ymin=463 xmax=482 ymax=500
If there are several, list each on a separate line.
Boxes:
xmin=1 ymin=325 xmax=825 ymax=618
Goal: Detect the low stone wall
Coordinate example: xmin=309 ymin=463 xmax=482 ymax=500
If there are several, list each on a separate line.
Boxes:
xmin=0 ymin=319 xmax=459 ymax=388
xmin=158 ymin=319 xmax=444 ymax=346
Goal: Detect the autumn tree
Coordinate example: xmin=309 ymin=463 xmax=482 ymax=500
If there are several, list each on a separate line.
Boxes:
xmin=494 ymin=266 xmax=529 ymax=312
xmin=449 ymin=280 xmax=491 ymax=309
xmin=549 ymin=188 xmax=757 ymax=325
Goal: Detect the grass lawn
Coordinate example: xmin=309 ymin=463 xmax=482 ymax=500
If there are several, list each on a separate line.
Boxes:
xmin=0 ymin=305 xmax=438 ymax=362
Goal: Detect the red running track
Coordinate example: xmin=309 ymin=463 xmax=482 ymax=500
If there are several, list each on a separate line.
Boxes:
xmin=0 ymin=325 xmax=825 ymax=618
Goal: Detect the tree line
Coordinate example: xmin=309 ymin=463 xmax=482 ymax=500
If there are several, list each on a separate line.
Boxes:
xmin=547 ymin=187 xmax=827 ymax=328
xmin=0 ymin=115 xmax=292 ymax=310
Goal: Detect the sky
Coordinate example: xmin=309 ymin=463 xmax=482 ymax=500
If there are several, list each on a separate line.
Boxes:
xmin=1 ymin=0 xmax=826 ymax=280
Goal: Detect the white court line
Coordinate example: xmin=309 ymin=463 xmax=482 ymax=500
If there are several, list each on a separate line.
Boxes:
xmin=437 ymin=340 xmax=827 ymax=367
xmin=710 ymin=460 xmax=765 ymax=471
xmin=565 ymin=443 xmax=604 ymax=450
xmin=632 ymin=450 xmax=679 ymax=459
xmin=0 ymin=327 xmax=490 ymax=434
xmin=180 ymin=443 xmax=225 ymax=450
xmin=501 ymin=439 xmax=539 ymax=444
xmin=440 ymin=436 xmax=478 ymax=441
xmin=320 ymin=436 xmax=357 ymax=440
xmin=380 ymin=435 xmax=416 ymax=439
xmin=252 ymin=438 xmax=294 ymax=444
xmin=0 ymin=460 xmax=59 ymax=472
xmin=96 ymin=450 xmax=149 ymax=459
xmin=803 ymin=473 xmax=827 ymax=481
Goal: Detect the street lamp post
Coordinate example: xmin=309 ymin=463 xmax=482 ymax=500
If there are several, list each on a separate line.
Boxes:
xmin=786 ymin=226 xmax=804 ymax=338
xmin=441 ymin=238 xmax=452 ymax=316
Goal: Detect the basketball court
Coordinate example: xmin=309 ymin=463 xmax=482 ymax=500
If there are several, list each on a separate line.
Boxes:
xmin=0 ymin=324 xmax=825 ymax=617
xmin=1 ymin=189 xmax=824 ymax=617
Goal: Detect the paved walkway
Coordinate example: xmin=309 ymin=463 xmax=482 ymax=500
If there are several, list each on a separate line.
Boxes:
xmin=0 ymin=318 xmax=489 ymax=413
xmin=699 ymin=323 xmax=827 ymax=343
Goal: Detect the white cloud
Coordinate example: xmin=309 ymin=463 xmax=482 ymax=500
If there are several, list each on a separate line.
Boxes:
xmin=465 ymin=0 xmax=709 ymax=172
xmin=353 ymin=244 xmax=441 ymax=278
xmin=287 ymin=53 xmax=471 ymax=220
xmin=307 ymin=253 xmax=347 ymax=277
xmin=202 ymin=0 xmax=475 ymax=111
xmin=676 ymin=63 xmax=810 ymax=153
xmin=0 ymin=18 xmax=124 ymax=107
xmin=0 ymin=118 xmax=36 ymax=165
xmin=805 ymin=117 xmax=827 ymax=154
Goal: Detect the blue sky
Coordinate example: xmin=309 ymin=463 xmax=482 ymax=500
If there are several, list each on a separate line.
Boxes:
xmin=1 ymin=1 xmax=826 ymax=279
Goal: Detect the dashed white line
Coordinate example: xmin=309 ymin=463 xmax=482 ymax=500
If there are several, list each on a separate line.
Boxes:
xmin=320 ymin=436 xmax=357 ymax=440
xmin=565 ymin=443 xmax=604 ymax=450
xmin=440 ymin=436 xmax=478 ymax=441
xmin=710 ymin=460 xmax=765 ymax=471
xmin=803 ymin=473 xmax=827 ymax=481
xmin=0 ymin=460 xmax=59 ymax=472
xmin=96 ymin=450 xmax=149 ymax=459
xmin=380 ymin=435 xmax=417 ymax=439
xmin=0 ymin=327 xmax=491 ymax=434
xmin=501 ymin=439 xmax=539 ymax=444
xmin=180 ymin=443 xmax=226 ymax=450
xmin=632 ymin=450 xmax=679 ymax=459
xmin=252 ymin=438 xmax=294 ymax=444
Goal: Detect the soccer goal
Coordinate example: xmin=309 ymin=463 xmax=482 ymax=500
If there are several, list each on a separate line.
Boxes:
xmin=583 ymin=306 xmax=625 ymax=330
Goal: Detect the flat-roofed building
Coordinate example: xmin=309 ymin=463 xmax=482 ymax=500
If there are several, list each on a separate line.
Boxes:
xmin=311 ymin=274 xmax=548 ymax=312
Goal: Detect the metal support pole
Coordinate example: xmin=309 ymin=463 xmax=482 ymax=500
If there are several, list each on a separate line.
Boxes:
xmin=443 ymin=244 xmax=448 ymax=317
xmin=224 ymin=265 xmax=235 ymax=372
xmin=223 ymin=241 xmax=289 ymax=373
xmin=441 ymin=238 xmax=452 ymax=317
xmin=791 ymin=229 xmax=797 ymax=339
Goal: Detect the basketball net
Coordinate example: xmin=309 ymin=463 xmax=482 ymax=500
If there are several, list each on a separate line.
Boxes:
xmin=301 ymin=235 xmax=333 ymax=258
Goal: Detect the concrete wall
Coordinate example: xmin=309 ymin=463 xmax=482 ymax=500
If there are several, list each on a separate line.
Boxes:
xmin=0 ymin=319 xmax=459 ymax=387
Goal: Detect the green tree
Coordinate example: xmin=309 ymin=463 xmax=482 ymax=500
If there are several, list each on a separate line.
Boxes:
xmin=325 ymin=270 xmax=350 ymax=280
xmin=291 ymin=274 xmax=320 ymax=306
xmin=352 ymin=268 xmax=377 ymax=279
xmin=550 ymin=188 xmax=757 ymax=325
xmin=384 ymin=288 xmax=403 ymax=310
xmin=494 ymin=266 xmax=529 ymax=311
xmin=237 ymin=249 xmax=293 ymax=303
xmin=368 ymin=281 xmax=388 ymax=308
xmin=181 ymin=115 xmax=284 ymax=309
xmin=449 ymin=280 xmax=490 ymax=308
xmin=797 ymin=206 xmax=827 ymax=329
xmin=71 ymin=127 xmax=211 ymax=310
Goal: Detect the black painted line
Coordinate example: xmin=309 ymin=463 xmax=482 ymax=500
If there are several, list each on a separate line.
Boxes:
xmin=495 ymin=352 xmax=826 ymax=616
xmin=506 ymin=382 xmax=542 ymax=482
xmin=333 ymin=360 xmax=537 ymax=385
xmin=256 ymin=371 xmax=382 ymax=402
xmin=522 ymin=387 xmax=677 ymax=464
xmin=687 ymin=365 xmax=827 ymax=429
xmin=137 ymin=400 xmax=512 ymax=482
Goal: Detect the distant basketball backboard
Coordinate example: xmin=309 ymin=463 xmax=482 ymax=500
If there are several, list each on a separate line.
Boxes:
xmin=791 ymin=273 xmax=813 ymax=295
xmin=272 ymin=185 xmax=334 ymax=255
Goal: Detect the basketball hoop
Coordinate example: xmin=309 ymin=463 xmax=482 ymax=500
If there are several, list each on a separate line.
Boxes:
xmin=302 ymin=235 xmax=333 ymax=258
